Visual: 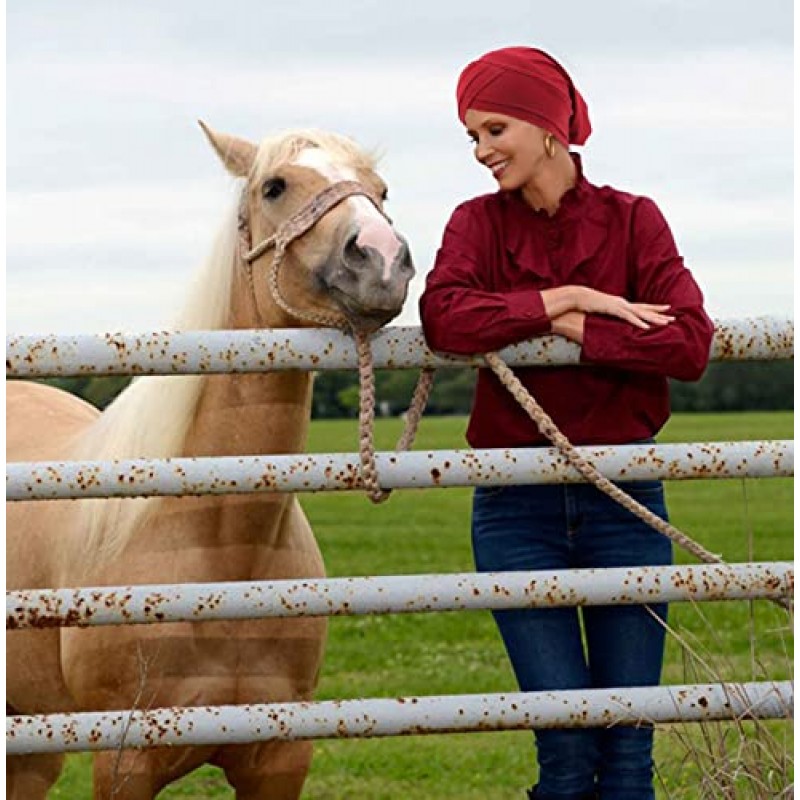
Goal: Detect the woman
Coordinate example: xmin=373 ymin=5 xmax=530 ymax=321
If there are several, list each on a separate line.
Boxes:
xmin=419 ymin=47 xmax=714 ymax=800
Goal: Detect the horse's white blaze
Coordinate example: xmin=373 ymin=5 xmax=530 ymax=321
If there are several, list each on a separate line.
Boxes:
xmin=293 ymin=148 xmax=402 ymax=281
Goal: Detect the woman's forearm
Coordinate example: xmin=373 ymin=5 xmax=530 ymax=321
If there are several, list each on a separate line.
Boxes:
xmin=541 ymin=286 xmax=580 ymax=319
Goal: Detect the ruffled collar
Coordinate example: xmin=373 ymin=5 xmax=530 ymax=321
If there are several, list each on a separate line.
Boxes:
xmin=500 ymin=153 xmax=608 ymax=282
xmin=505 ymin=152 xmax=589 ymax=225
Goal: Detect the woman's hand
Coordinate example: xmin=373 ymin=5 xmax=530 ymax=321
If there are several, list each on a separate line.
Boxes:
xmin=573 ymin=287 xmax=674 ymax=329
xmin=542 ymin=286 xmax=674 ymax=330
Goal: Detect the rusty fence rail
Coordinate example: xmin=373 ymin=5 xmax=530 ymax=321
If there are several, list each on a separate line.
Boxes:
xmin=5 ymin=316 xmax=793 ymax=377
xmin=7 ymin=563 xmax=793 ymax=630
xmin=7 ymin=440 xmax=793 ymax=501
xmin=7 ymin=681 xmax=793 ymax=756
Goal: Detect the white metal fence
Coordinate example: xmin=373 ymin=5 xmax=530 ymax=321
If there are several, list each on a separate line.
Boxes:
xmin=6 ymin=317 xmax=794 ymax=755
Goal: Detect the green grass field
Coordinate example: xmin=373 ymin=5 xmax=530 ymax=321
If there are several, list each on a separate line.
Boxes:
xmin=49 ymin=412 xmax=793 ymax=798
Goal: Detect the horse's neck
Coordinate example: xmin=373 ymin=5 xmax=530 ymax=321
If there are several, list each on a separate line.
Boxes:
xmin=161 ymin=363 xmax=315 ymax=573
xmin=184 ymin=371 xmax=314 ymax=458
xmin=184 ymin=264 xmax=316 ymax=457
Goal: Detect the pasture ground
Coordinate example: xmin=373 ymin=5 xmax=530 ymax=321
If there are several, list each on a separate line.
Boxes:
xmin=48 ymin=412 xmax=793 ymax=798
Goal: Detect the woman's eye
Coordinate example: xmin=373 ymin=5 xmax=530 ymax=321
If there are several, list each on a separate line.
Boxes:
xmin=489 ymin=126 xmax=505 ymax=136
xmin=262 ymin=177 xmax=286 ymax=201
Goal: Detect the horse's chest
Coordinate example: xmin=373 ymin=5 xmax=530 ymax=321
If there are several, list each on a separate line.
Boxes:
xmin=62 ymin=616 xmax=326 ymax=709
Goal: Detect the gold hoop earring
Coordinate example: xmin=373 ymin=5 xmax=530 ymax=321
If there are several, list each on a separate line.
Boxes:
xmin=544 ymin=133 xmax=557 ymax=158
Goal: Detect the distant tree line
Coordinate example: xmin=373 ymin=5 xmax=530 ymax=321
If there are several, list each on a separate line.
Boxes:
xmin=38 ymin=359 xmax=792 ymax=416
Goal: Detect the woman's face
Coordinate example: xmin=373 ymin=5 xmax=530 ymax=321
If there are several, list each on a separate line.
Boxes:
xmin=464 ymin=109 xmax=548 ymax=192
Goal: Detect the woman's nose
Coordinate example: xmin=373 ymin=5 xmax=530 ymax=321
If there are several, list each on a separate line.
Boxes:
xmin=474 ymin=139 xmax=492 ymax=164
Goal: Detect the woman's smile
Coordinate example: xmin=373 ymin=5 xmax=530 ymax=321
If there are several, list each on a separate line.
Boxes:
xmin=488 ymin=158 xmax=510 ymax=179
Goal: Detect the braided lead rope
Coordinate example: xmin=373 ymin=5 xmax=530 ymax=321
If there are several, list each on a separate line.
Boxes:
xmin=484 ymin=351 xmax=721 ymax=562
xmin=355 ymin=331 xmax=385 ymax=503
xmin=395 ymin=368 xmax=437 ymax=452
xmin=354 ymin=332 xmax=437 ymax=504
xmin=484 ymin=352 xmax=792 ymax=611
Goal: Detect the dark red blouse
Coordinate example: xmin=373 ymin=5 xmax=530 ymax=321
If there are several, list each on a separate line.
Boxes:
xmin=419 ymin=156 xmax=715 ymax=448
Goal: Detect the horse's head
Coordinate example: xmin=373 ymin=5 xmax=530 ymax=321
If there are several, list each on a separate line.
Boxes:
xmin=200 ymin=122 xmax=414 ymax=333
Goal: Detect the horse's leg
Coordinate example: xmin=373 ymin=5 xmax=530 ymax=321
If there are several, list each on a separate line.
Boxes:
xmin=6 ymin=753 xmax=65 ymax=800
xmin=215 ymin=741 xmax=314 ymax=800
xmin=92 ymin=745 xmax=217 ymax=799
xmin=92 ymin=750 xmax=158 ymax=800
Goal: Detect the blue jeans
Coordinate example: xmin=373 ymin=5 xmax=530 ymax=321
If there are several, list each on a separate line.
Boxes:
xmin=472 ymin=481 xmax=672 ymax=800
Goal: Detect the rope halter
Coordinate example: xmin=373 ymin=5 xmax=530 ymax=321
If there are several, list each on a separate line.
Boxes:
xmin=239 ymin=180 xmax=386 ymax=329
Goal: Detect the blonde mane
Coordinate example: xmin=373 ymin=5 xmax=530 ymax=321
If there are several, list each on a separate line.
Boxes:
xmin=74 ymin=129 xmax=376 ymax=567
xmin=72 ymin=192 xmax=240 ymax=567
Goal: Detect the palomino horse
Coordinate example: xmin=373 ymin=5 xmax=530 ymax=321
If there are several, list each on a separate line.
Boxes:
xmin=7 ymin=124 xmax=414 ymax=798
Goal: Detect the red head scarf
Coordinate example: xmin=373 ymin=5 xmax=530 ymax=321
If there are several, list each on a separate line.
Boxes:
xmin=456 ymin=47 xmax=591 ymax=147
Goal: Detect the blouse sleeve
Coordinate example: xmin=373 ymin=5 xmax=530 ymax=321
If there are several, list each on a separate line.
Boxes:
xmin=419 ymin=202 xmax=551 ymax=355
xmin=580 ymin=198 xmax=715 ymax=381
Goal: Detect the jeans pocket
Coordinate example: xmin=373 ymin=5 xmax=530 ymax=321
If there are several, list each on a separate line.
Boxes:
xmin=590 ymin=481 xmax=668 ymax=525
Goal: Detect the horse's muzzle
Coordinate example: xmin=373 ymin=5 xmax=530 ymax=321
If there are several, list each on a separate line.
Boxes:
xmin=328 ymin=237 xmax=414 ymax=331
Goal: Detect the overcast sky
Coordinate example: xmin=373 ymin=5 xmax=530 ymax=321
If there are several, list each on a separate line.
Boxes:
xmin=7 ymin=1 xmax=794 ymax=334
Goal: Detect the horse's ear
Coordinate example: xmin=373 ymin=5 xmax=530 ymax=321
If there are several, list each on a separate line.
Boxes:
xmin=198 ymin=120 xmax=257 ymax=178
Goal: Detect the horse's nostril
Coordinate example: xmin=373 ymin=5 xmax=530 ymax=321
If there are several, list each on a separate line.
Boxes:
xmin=344 ymin=232 xmax=365 ymax=260
xmin=397 ymin=242 xmax=415 ymax=275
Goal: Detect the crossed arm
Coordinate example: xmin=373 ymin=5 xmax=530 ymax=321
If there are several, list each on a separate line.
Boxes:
xmin=420 ymin=199 xmax=714 ymax=381
xmin=541 ymin=286 xmax=674 ymax=345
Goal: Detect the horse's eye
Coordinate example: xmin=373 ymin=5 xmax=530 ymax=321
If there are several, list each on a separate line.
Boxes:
xmin=380 ymin=187 xmax=389 ymax=202
xmin=262 ymin=177 xmax=286 ymax=201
